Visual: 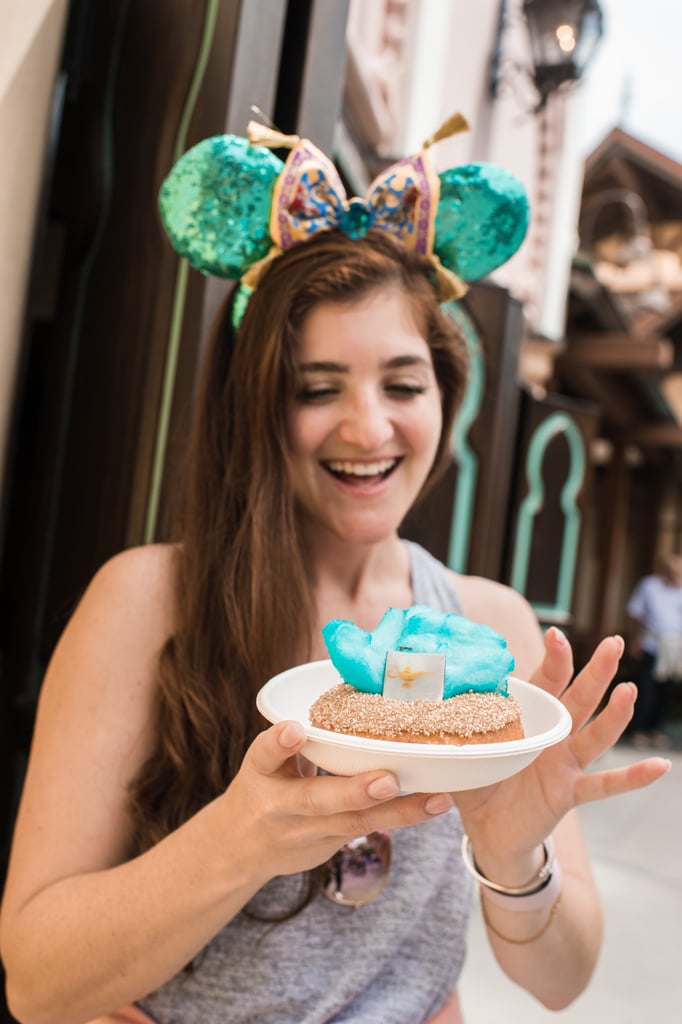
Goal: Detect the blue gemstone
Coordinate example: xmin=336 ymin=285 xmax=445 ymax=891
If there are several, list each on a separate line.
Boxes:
xmin=339 ymin=198 xmax=371 ymax=239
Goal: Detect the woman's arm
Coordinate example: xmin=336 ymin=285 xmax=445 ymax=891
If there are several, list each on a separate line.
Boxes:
xmin=1 ymin=548 xmax=455 ymax=1024
xmin=452 ymin=573 xmax=670 ymax=1008
xmin=0 ymin=547 xmax=258 ymax=1021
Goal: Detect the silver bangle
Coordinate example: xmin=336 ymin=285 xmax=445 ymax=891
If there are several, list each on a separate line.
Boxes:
xmin=461 ymin=833 xmax=556 ymax=897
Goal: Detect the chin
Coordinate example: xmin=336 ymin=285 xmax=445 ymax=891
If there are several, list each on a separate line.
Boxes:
xmin=298 ymin=499 xmax=414 ymax=548
xmin=328 ymin=517 xmax=404 ymax=546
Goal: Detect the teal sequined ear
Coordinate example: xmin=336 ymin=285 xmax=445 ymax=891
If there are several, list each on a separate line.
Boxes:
xmin=158 ymin=135 xmax=284 ymax=278
xmin=434 ymin=163 xmax=530 ymax=281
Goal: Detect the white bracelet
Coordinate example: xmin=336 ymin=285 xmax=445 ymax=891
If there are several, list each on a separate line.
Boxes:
xmin=481 ymin=860 xmax=563 ymax=910
xmin=461 ymin=834 xmax=562 ymax=910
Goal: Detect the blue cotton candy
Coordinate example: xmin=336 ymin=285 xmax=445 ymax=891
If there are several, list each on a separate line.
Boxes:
xmin=322 ymin=605 xmax=514 ymax=699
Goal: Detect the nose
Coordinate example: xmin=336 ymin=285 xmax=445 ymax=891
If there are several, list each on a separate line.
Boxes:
xmin=337 ymin=391 xmax=395 ymax=450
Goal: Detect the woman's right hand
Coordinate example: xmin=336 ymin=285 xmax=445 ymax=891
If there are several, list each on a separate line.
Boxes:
xmin=220 ymin=719 xmax=455 ymax=881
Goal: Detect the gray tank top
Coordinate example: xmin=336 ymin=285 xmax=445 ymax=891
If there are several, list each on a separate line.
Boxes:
xmin=139 ymin=542 xmax=472 ymax=1023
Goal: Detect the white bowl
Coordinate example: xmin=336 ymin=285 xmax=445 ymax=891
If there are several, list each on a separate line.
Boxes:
xmin=257 ymin=660 xmax=572 ymax=792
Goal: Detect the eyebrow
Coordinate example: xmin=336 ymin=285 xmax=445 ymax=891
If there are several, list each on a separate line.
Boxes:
xmin=298 ymin=355 xmax=431 ymax=372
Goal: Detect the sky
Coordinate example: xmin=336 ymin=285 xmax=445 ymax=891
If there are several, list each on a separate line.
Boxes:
xmin=578 ymin=0 xmax=682 ymax=164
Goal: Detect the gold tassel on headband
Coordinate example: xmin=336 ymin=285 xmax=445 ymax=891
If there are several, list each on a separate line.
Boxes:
xmin=429 ymin=253 xmax=468 ymax=302
xmin=423 ymin=113 xmax=470 ymax=150
xmin=246 ymin=121 xmax=300 ymax=150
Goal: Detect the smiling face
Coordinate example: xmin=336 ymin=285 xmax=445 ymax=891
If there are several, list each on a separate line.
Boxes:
xmin=287 ymin=285 xmax=443 ymax=546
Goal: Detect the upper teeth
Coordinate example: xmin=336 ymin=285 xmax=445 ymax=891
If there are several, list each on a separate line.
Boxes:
xmin=326 ymin=459 xmax=397 ymax=476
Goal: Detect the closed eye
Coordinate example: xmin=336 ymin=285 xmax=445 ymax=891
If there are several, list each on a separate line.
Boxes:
xmin=386 ymin=384 xmax=427 ymax=398
xmin=295 ymin=387 xmax=340 ymax=403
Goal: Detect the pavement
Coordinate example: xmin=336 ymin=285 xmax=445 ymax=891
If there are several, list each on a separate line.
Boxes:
xmin=458 ymin=740 xmax=682 ymax=1022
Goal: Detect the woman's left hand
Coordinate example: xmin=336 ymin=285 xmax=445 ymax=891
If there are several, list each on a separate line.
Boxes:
xmin=453 ymin=628 xmax=672 ymax=867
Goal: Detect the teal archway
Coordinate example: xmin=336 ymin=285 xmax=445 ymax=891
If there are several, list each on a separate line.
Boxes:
xmin=443 ymin=301 xmax=485 ymax=572
xmin=510 ymin=412 xmax=586 ymax=621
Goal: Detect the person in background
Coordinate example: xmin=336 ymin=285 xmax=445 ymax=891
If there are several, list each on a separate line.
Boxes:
xmin=626 ymin=553 xmax=682 ymax=748
xmin=0 ymin=121 xmax=672 ymax=1024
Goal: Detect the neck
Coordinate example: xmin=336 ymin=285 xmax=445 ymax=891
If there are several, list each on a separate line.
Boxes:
xmin=299 ymin=523 xmax=413 ymax=648
xmin=304 ymin=528 xmax=407 ymax=595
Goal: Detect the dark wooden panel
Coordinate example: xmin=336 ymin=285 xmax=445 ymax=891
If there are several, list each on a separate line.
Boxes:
xmin=402 ymin=282 xmax=524 ymax=582
xmin=38 ymin=0 xmax=243 ymax=658
xmin=465 ymin=283 xmax=524 ymax=579
xmin=401 ymin=461 xmax=457 ymax=568
xmin=297 ymin=0 xmax=351 ymax=151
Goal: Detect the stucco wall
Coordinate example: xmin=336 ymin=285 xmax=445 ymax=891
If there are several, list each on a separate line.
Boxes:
xmin=348 ymin=0 xmax=587 ymax=345
xmin=0 ymin=0 xmax=69 ymax=506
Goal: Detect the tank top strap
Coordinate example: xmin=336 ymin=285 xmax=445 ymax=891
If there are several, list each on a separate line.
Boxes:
xmin=404 ymin=540 xmax=462 ymax=614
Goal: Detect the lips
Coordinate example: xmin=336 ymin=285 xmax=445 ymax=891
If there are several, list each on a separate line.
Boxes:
xmin=322 ymin=457 xmax=401 ymax=484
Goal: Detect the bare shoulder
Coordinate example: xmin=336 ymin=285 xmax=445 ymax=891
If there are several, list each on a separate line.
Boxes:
xmin=448 ymin=570 xmax=544 ymax=679
xmin=83 ymin=543 xmax=177 ymax=627
xmin=41 ymin=542 xmax=179 ymax=743
xmin=449 ymin=570 xmax=537 ymax=631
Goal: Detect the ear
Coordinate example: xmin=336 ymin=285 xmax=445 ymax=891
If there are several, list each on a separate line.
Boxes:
xmin=158 ymin=135 xmax=284 ymax=278
xmin=434 ymin=163 xmax=530 ymax=281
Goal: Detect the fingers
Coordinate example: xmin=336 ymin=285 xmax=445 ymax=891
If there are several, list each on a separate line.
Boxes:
xmin=574 ymin=755 xmax=672 ymax=804
xmin=529 ymin=627 xmax=574 ymax=696
xmin=562 ymin=679 xmax=671 ymax=803
xmin=248 ymin=724 xmax=404 ymax=808
xmin=296 ymin=770 xmax=400 ymax=817
xmin=562 ymin=635 xmax=624 ymax=733
xmin=295 ymin=768 xmax=453 ymax=822
xmin=246 ymin=721 xmax=308 ymax=777
xmin=570 ymin=681 xmax=636 ymax=768
xmin=245 ymin=723 xmax=454 ymax=836
xmin=322 ymin=789 xmax=455 ymax=842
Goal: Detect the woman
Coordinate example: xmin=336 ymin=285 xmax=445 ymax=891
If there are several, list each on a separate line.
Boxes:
xmin=0 ymin=229 xmax=670 ymax=1024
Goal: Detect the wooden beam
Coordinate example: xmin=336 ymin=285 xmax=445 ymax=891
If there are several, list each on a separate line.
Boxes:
xmin=628 ymin=423 xmax=682 ymax=448
xmin=595 ymin=443 xmax=632 ymax=642
xmin=562 ymin=333 xmax=674 ymax=370
xmin=554 ymin=363 xmax=642 ymax=428
xmin=297 ymin=0 xmax=351 ymax=153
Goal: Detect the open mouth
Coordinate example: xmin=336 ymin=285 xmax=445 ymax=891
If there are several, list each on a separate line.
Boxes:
xmin=322 ymin=457 xmax=401 ymax=485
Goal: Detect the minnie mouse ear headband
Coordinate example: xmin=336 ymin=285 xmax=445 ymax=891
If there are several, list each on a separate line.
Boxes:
xmin=158 ymin=113 xmax=530 ymax=309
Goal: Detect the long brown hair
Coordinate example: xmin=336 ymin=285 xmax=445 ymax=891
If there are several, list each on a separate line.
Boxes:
xmin=128 ymin=230 xmax=468 ymax=852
